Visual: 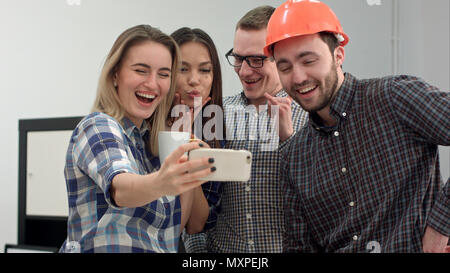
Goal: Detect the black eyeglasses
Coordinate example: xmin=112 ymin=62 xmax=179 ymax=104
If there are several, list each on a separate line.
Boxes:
xmin=225 ymin=48 xmax=269 ymax=69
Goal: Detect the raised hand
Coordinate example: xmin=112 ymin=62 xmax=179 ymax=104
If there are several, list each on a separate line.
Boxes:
xmin=264 ymin=93 xmax=294 ymax=142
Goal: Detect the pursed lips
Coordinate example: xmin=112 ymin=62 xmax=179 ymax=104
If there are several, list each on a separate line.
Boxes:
xmin=186 ymin=90 xmax=201 ymax=96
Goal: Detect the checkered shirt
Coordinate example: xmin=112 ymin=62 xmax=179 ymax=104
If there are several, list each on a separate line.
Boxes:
xmin=61 ymin=112 xmax=180 ymax=253
xmin=282 ymin=73 xmax=450 ymax=253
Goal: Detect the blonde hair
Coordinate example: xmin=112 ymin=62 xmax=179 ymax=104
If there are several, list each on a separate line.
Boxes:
xmin=92 ymin=24 xmax=180 ymax=156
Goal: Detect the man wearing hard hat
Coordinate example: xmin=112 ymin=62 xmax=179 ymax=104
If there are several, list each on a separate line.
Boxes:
xmin=266 ymin=0 xmax=449 ymax=252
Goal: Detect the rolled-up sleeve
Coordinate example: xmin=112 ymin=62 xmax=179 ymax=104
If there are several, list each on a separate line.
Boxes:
xmin=72 ymin=115 xmax=136 ymax=209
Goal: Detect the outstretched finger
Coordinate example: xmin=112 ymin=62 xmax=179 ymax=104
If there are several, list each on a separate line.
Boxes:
xmin=177 ymin=154 xmax=189 ymax=164
xmin=174 ymin=92 xmax=181 ymax=106
xmin=164 ymin=142 xmax=203 ymax=165
xmin=264 ymin=92 xmax=279 ymax=105
xmin=189 ymin=138 xmax=211 ymax=149
xmin=181 ymin=163 xmax=216 ymax=183
xmin=178 ymin=156 xmax=213 ymax=175
xmin=265 ymin=93 xmax=276 ymax=117
xmin=286 ymin=96 xmax=293 ymax=105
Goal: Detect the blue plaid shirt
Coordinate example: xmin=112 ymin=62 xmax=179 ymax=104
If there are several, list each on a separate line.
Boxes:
xmin=282 ymin=73 xmax=449 ymax=252
xmin=61 ymin=112 xmax=181 ymax=253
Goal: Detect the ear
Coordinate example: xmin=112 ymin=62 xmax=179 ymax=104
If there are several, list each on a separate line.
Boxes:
xmin=113 ymin=72 xmax=118 ymax=87
xmin=334 ymin=46 xmax=345 ymax=67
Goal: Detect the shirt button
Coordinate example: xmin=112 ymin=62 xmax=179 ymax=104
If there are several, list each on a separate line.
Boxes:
xmin=353 ymin=235 xmax=358 ymax=241
xmin=341 ymin=167 xmax=347 ymax=173
xmin=349 ymin=201 xmax=355 ymax=207
xmin=334 ymin=131 xmax=340 ymax=137
xmin=248 ymin=239 xmax=254 ymax=246
xmin=342 ymin=112 xmax=347 ymax=117
xmin=245 ymin=186 xmax=251 ymax=192
xmin=246 ymin=213 xmax=252 ymax=219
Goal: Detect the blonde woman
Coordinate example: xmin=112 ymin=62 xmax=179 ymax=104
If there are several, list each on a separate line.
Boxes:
xmin=61 ymin=25 xmax=215 ymax=253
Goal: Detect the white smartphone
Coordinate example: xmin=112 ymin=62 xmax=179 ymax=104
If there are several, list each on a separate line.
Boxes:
xmin=188 ymin=148 xmax=252 ymax=182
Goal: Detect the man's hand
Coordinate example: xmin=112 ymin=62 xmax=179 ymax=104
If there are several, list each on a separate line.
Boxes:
xmin=422 ymin=225 xmax=449 ymax=253
xmin=265 ymin=93 xmax=293 ymax=142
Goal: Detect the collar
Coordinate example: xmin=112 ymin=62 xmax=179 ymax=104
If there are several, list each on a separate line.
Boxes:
xmin=310 ymin=73 xmax=357 ymax=134
xmin=122 ymin=116 xmax=159 ymax=167
xmin=122 ymin=116 xmax=150 ymax=139
xmin=238 ymin=89 xmax=288 ymax=106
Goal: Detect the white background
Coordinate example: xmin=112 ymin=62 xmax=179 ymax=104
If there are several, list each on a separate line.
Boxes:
xmin=0 ymin=0 xmax=448 ymax=251
xmin=26 ymin=130 xmax=72 ymax=217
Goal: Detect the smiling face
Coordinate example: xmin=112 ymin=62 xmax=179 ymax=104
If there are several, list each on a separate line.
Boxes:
xmin=273 ymin=33 xmax=345 ymax=117
xmin=233 ymin=28 xmax=282 ymax=106
xmin=114 ymin=41 xmax=172 ymax=128
xmin=176 ymin=42 xmax=213 ymax=108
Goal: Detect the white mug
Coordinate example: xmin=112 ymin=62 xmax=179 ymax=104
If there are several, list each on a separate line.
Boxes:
xmin=158 ymin=131 xmax=190 ymax=164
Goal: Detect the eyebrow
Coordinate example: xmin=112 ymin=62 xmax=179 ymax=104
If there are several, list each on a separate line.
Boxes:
xmin=233 ymin=52 xmax=266 ymax=58
xmin=131 ymin=63 xmax=150 ymax=68
xmin=181 ymin=61 xmax=212 ymax=66
xmin=297 ymin=51 xmax=320 ymax=59
xmin=276 ymin=51 xmax=320 ymax=66
xmin=131 ymin=63 xmax=171 ymax=71
xmin=199 ymin=61 xmax=212 ymax=66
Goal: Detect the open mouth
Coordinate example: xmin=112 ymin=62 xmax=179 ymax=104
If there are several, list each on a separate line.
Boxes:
xmin=297 ymin=85 xmax=318 ymax=95
xmin=135 ymin=91 xmax=156 ymax=104
xmin=244 ymin=78 xmax=261 ymax=85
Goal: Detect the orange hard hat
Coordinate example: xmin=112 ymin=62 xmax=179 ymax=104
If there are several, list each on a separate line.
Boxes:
xmin=264 ymin=0 xmax=349 ymax=56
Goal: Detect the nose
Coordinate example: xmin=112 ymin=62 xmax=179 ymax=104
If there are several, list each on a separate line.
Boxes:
xmin=143 ymin=72 xmax=158 ymax=90
xmin=188 ymin=71 xmax=200 ymax=86
xmin=237 ymin=60 xmax=254 ymax=78
xmin=292 ymin=64 xmax=308 ymax=85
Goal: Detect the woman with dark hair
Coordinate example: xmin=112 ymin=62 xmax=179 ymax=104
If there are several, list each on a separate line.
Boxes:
xmin=168 ymin=27 xmax=225 ymax=252
xmin=168 ymin=27 xmax=225 ymax=147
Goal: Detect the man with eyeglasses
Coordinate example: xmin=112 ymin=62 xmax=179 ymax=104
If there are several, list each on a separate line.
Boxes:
xmin=182 ymin=5 xmax=308 ymax=253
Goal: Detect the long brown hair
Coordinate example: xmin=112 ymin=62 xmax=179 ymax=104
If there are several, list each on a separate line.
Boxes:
xmin=92 ymin=24 xmax=180 ymax=155
xmin=170 ymin=27 xmax=225 ymax=148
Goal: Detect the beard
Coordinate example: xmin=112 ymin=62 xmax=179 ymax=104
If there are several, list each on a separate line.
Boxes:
xmin=289 ymin=62 xmax=339 ymax=113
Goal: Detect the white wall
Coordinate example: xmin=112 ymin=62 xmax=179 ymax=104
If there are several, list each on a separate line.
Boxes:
xmin=0 ymin=0 xmax=448 ymax=251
